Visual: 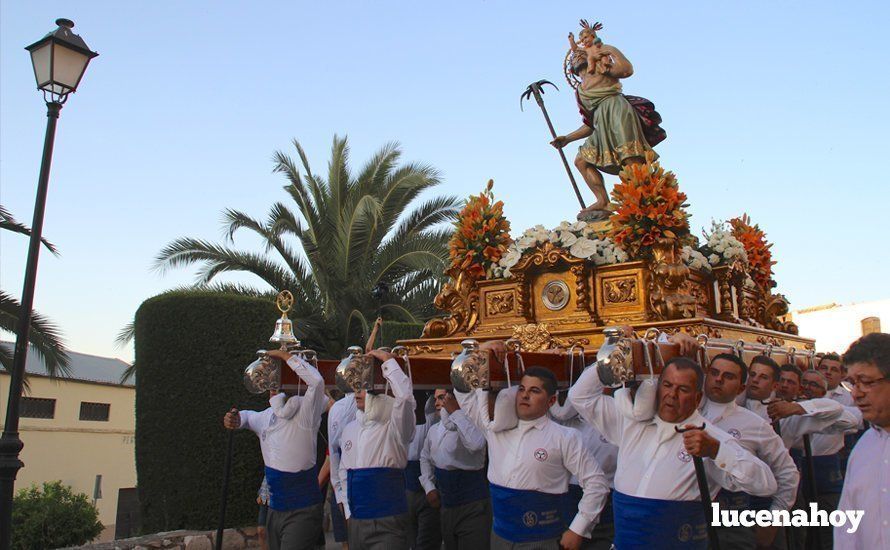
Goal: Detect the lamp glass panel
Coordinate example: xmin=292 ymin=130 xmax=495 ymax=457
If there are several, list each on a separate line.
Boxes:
xmin=51 ymin=42 xmax=89 ymax=91
xmin=29 ymin=42 xmax=52 ymax=88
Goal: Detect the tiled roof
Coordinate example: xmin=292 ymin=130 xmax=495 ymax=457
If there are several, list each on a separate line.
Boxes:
xmin=0 ymin=341 xmax=132 ymax=387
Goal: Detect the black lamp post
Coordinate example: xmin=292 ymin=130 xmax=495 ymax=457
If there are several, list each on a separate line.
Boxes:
xmin=0 ymin=19 xmax=97 ymax=549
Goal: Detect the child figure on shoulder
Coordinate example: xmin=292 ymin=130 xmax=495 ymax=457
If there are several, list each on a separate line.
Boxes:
xmin=568 ymin=20 xmax=613 ymax=75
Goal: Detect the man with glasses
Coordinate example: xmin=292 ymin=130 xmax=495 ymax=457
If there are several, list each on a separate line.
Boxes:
xmin=835 ymin=332 xmax=890 ymax=549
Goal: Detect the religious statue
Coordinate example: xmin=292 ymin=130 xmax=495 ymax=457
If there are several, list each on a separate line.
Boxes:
xmin=550 ymin=20 xmax=666 ymax=221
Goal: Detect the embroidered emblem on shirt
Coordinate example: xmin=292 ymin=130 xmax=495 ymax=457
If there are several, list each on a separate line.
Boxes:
xmin=332 ymin=421 xmax=338 ymax=432
xmin=728 ymin=428 xmax=741 ymax=439
xmin=533 ymin=448 xmax=548 ymax=462
xmin=523 ymin=511 xmax=538 ymax=527
xmin=677 ymin=523 xmax=692 ymax=542
xmin=599 ymin=434 xmax=608 ymax=443
xmin=344 ymin=440 xmax=353 ymax=452
xmin=677 ymin=449 xmax=692 ymax=463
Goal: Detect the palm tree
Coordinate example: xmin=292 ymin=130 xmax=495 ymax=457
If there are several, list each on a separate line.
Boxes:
xmin=0 ymin=205 xmax=70 ymax=378
xmin=152 ymin=136 xmax=460 ymax=357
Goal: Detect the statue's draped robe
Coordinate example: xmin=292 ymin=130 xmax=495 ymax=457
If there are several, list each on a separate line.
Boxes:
xmin=575 ymin=84 xmax=666 ymax=175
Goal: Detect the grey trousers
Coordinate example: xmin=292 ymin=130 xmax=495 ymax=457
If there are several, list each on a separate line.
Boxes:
xmin=440 ymin=498 xmax=492 ymax=550
xmin=585 ymin=521 xmax=614 ymax=550
xmin=490 ymin=531 xmax=560 ymax=550
xmin=407 ymin=489 xmax=442 ymax=550
xmin=791 ymin=492 xmax=839 ymax=550
xmin=348 ymin=512 xmax=410 ymax=550
xmin=265 ymin=503 xmax=323 ymax=550
xmin=715 ymin=525 xmax=757 ymax=549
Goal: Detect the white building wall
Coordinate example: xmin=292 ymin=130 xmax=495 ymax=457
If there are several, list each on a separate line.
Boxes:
xmin=791 ymin=299 xmax=890 ymax=353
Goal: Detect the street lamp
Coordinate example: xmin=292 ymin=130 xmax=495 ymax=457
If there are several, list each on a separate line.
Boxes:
xmin=0 ymin=19 xmax=97 ymax=549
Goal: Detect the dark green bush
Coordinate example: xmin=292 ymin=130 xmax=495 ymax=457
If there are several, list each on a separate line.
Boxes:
xmin=12 ymin=481 xmax=103 ymax=549
xmin=134 ymin=292 xmax=275 ymax=533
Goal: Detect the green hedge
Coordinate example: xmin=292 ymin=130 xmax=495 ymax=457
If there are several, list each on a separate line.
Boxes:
xmin=134 ymin=291 xmax=424 ymax=532
xmin=135 ymin=292 xmax=276 ymax=533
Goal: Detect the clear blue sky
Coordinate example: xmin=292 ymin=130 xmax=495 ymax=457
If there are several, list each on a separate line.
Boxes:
xmin=2 ymin=1 xmax=888 ymax=362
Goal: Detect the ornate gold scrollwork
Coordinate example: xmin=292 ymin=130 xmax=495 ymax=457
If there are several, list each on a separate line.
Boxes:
xmin=510 ymin=323 xmax=589 ymax=352
xmin=486 ymin=290 xmax=516 ymax=316
xmin=604 ymin=277 xmax=637 ymax=304
xmin=422 ymin=268 xmax=481 ymax=338
xmin=647 ymin=238 xmax=696 ymax=320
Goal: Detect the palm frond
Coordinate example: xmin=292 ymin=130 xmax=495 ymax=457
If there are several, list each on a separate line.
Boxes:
xmin=0 ymin=204 xmax=60 ymax=256
xmin=0 ymin=290 xmax=70 ymax=378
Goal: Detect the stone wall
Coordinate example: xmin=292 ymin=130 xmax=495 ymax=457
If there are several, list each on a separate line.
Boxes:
xmin=64 ymin=527 xmax=260 ymax=550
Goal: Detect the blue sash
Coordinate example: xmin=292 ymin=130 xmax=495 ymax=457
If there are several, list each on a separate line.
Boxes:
xmin=561 ymin=485 xmax=614 ymax=528
xmin=612 ymin=490 xmax=707 ymax=549
xmin=263 ymin=466 xmax=322 ymax=512
xmin=715 ymin=489 xmax=751 ymax=511
xmin=347 ymin=467 xmax=408 ymax=519
xmin=434 ymin=467 xmax=488 ymax=508
xmin=490 ymin=483 xmax=565 ymax=543
xmin=790 ymin=449 xmax=844 ymax=495
xmin=405 ymin=460 xmax=423 ymax=493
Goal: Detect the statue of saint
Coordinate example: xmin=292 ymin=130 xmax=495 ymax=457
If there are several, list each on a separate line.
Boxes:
xmin=551 ymin=20 xmax=666 ymax=221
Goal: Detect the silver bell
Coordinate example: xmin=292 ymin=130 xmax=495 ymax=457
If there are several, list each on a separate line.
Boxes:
xmin=595 ymin=327 xmax=634 ymax=387
xmin=270 ymin=315 xmax=300 ymax=347
xmin=450 ymin=339 xmax=489 ymax=392
xmin=335 ymin=346 xmax=374 ymax=394
xmin=243 ymin=351 xmax=282 ymax=394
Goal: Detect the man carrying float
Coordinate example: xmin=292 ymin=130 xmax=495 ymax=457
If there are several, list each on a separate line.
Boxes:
xmin=337 ymin=348 xmax=417 ymax=550
xmin=223 ymin=348 xmax=328 ymax=550
xmin=568 ymin=353 xmax=778 ymax=549
xmin=454 ymin=341 xmax=610 ymax=550
xmin=419 ymin=389 xmax=491 ymax=549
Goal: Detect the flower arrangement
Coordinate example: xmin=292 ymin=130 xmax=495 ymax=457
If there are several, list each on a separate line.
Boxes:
xmin=609 ymin=152 xmax=691 ymax=259
xmin=729 ymin=213 xmax=776 ymax=289
xmin=447 ymin=180 xmax=512 ymax=280
xmin=699 ymin=220 xmax=748 ymax=267
xmin=489 ymin=220 xmax=628 ymax=279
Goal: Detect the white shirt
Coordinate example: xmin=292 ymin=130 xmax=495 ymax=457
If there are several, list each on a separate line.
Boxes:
xmin=778 ymin=398 xmax=860 ymax=456
xmin=419 ymin=408 xmax=487 ymax=494
xmin=700 ymin=398 xmax=799 ymax=511
xmin=456 ymin=386 xmax=610 ymax=538
xmin=550 ymin=400 xmax=618 ymax=487
xmin=827 ymin=386 xmax=865 ymax=431
xmin=338 ymin=359 xmax=415 ymax=518
xmin=328 ymin=393 xmax=357 ymax=504
xmin=568 ymin=366 xmax=777 ymax=501
xmin=744 ymin=396 xmax=857 ymax=455
xmin=408 ymin=395 xmax=438 ymax=461
xmin=238 ymin=356 xmax=326 ymax=472
xmin=835 ymin=425 xmax=890 ymax=550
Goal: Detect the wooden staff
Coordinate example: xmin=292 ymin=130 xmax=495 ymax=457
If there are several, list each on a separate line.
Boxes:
xmin=365 ymin=316 xmax=383 ymax=353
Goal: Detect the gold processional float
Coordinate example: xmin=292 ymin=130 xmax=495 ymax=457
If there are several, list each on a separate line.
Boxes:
xmin=264 ymin=19 xmax=816 ymax=394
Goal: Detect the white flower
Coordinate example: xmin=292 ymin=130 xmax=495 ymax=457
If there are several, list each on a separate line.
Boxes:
xmin=571 ymin=221 xmax=588 ymax=232
xmin=570 ymin=237 xmax=598 ymax=258
xmin=558 ymin=231 xmax=578 ymax=247
xmin=517 ymin=235 xmax=537 ymax=249
xmin=708 ymin=254 xmax=720 ymax=265
xmin=502 ymin=249 xmax=522 ymax=268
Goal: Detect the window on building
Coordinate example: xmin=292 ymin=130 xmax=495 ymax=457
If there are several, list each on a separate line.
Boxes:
xmin=861 ymin=316 xmax=881 ymax=335
xmin=20 ymin=397 xmax=56 ymax=419
xmin=79 ymin=402 xmax=110 ymax=421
